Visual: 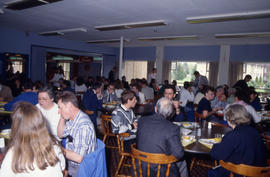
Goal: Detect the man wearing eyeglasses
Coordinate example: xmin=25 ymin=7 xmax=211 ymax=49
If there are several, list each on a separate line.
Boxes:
xmin=102 ymin=82 xmax=118 ymax=103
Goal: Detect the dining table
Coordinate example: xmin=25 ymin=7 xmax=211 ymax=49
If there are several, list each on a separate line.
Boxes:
xmin=174 ymin=121 xmax=232 ymax=154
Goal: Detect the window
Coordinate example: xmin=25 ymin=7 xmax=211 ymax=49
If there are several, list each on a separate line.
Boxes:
xmin=122 ymin=61 xmax=148 ymax=82
xmin=170 ymin=61 xmax=209 ymax=86
xmin=243 ymin=63 xmax=270 ymax=91
xmin=58 ymin=62 xmax=70 ymax=80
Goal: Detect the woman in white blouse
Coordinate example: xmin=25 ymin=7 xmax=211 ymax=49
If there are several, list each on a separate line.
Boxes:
xmin=36 ymin=86 xmax=61 ymax=140
xmin=0 ymin=102 xmax=65 ymax=177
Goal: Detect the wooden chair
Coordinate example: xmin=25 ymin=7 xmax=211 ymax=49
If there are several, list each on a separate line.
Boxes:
xmin=100 ymin=114 xmax=118 ymax=149
xmin=194 ymin=111 xmax=204 ymax=122
xmin=114 ymin=133 xmax=133 ymax=177
xmin=219 ymin=160 xmax=270 ymax=177
xmin=131 ymin=144 xmax=178 ymax=177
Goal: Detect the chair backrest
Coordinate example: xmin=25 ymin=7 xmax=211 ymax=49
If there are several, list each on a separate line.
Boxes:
xmin=219 ymin=160 xmax=270 ymax=177
xmin=194 ymin=111 xmax=204 ymax=122
xmin=131 ymin=144 xmax=178 ymax=177
xmin=100 ymin=114 xmax=113 ymax=135
xmin=116 ymin=133 xmax=130 ymax=155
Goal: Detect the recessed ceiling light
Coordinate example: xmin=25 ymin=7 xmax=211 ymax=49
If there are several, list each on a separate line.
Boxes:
xmin=215 ymin=32 xmax=270 ymax=39
xmin=4 ymin=0 xmax=63 ymax=10
xmin=187 ymin=10 xmax=270 ymax=24
xmin=40 ymin=28 xmax=87 ymax=36
xmin=95 ymin=20 xmax=167 ymax=31
xmin=86 ymin=39 xmax=130 ymax=44
xmin=138 ymin=35 xmax=199 ymax=41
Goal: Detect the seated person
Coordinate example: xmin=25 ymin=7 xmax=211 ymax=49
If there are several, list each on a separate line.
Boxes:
xmin=193 ymin=84 xmax=207 ymax=105
xmin=249 ymin=90 xmax=262 ymax=111
xmin=211 ymin=85 xmax=228 ymax=110
xmin=131 ymin=84 xmax=146 ymax=104
xmin=179 ymin=81 xmax=195 ymax=121
xmin=209 ymin=104 xmax=266 ymax=177
xmin=136 ymin=97 xmax=188 ymax=177
xmin=0 ymin=78 xmax=13 ymax=102
xmin=102 ymin=82 xmax=118 ymax=103
xmin=4 ymin=80 xmax=38 ymax=111
xmin=61 ymin=80 xmax=75 ymax=93
xmin=140 ymin=79 xmax=154 ymax=101
xmin=229 ymin=89 xmax=261 ymax=123
xmin=82 ymin=82 xmax=103 ymax=128
xmin=226 ymin=87 xmax=236 ymax=104
xmin=197 ymin=86 xmax=221 ymax=121
xmin=114 ymin=79 xmax=124 ymax=99
xmin=111 ymin=90 xmax=137 ymax=151
xmin=0 ymin=102 xmax=65 ymax=176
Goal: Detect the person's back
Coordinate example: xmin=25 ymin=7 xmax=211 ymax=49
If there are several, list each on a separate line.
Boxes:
xmin=136 ymin=98 xmax=186 ymax=177
xmin=141 ymin=86 xmax=154 ymax=100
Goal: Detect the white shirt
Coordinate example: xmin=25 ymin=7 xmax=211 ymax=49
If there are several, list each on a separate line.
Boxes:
xmin=50 ymin=73 xmax=64 ymax=87
xmin=194 ymin=92 xmax=204 ymax=105
xmin=115 ymin=89 xmax=124 ymax=99
xmin=179 ymin=88 xmax=194 ymax=107
xmin=75 ymin=84 xmax=87 ymax=93
xmin=0 ymin=146 xmax=65 ymax=177
xmin=36 ymin=103 xmax=61 ymax=140
xmin=137 ymin=92 xmax=146 ymax=104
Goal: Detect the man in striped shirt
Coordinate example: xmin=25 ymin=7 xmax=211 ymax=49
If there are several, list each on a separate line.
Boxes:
xmin=57 ymin=91 xmax=96 ymax=177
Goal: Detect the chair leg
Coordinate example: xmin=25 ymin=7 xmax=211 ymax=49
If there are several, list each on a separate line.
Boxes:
xmin=103 ymin=134 xmax=107 ymax=143
xmin=114 ymin=155 xmax=124 ymax=177
xmin=190 ymin=158 xmax=196 ymax=171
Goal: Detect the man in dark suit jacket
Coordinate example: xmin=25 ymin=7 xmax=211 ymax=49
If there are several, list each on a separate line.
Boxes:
xmin=136 ymin=97 xmax=188 ymax=177
xmin=82 ymin=82 xmax=103 ymax=129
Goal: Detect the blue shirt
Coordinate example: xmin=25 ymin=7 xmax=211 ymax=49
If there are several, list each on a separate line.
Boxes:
xmin=82 ymin=89 xmax=102 ymax=119
xmin=4 ymin=92 xmax=38 ymax=111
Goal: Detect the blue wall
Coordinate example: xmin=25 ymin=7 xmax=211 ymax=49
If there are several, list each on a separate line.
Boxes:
xmin=0 ymin=27 xmax=117 ymax=82
xmin=123 ymin=47 xmax=156 ymax=60
xmin=230 ymin=44 xmax=270 ymax=62
xmin=164 ymin=45 xmax=220 ymax=61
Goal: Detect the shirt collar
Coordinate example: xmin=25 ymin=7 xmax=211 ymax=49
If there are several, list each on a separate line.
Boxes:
xmin=120 ymin=104 xmax=129 ymax=111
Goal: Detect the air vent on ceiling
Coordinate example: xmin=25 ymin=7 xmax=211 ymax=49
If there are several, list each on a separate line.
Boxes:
xmin=86 ymin=39 xmax=130 ymax=44
xmin=40 ymin=32 xmax=64 ymax=36
xmin=4 ymin=0 xmax=63 ymax=10
xmin=95 ymin=20 xmax=167 ymax=31
xmin=40 ymin=28 xmax=87 ymax=36
xmin=187 ymin=10 xmax=270 ymax=24
xmin=215 ymin=32 xmax=270 ymax=39
xmin=138 ymin=35 xmax=199 ymax=41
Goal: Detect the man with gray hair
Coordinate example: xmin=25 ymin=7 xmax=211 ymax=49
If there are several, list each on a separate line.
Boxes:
xmin=136 ymin=97 xmax=188 ymax=177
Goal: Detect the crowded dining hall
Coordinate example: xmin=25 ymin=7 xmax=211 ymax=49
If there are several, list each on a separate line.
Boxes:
xmin=0 ymin=0 xmax=270 ymax=177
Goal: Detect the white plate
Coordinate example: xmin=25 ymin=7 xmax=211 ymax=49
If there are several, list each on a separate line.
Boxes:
xmin=182 ymin=135 xmax=195 ymax=142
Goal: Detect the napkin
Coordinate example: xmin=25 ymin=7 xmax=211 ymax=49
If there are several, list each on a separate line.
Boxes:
xmin=181 ymin=136 xmax=196 ymax=147
xmin=198 ymin=138 xmax=221 ymax=149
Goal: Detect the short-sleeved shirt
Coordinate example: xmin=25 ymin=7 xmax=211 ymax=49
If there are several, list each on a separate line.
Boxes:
xmin=197 ymin=97 xmax=212 ymax=114
xmin=63 ymin=110 xmax=97 ymax=166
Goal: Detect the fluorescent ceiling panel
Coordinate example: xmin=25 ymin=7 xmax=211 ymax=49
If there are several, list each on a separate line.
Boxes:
xmin=86 ymin=38 xmax=130 ymax=44
xmin=4 ymin=0 xmax=63 ymax=10
xmin=138 ymin=35 xmax=198 ymax=41
xmin=215 ymin=32 xmax=270 ymax=39
xmin=187 ymin=10 xmax=270 ymax=24
xmin=40 ymin=28 xmax=87 ymax=36
xmin=95 ymin=20 xmax=167 ymax=31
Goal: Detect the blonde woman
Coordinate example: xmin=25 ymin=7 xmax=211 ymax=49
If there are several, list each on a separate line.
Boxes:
xmin=0 ymin=102 xmax=65 ymax=177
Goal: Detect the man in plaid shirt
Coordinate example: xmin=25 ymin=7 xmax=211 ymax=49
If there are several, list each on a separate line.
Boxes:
xmin=57 ymin=91 xmax=96 ymax=177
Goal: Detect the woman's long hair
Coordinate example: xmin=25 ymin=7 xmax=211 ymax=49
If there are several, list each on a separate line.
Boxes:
xmin=6 ymin=102 xmax=60 ymax=173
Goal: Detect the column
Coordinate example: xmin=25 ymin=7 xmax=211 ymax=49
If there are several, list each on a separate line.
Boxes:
xmin=217 ymin=45 xmax=230 ymax=85
xmin=156 ymin=46 xmax=164 ymax=84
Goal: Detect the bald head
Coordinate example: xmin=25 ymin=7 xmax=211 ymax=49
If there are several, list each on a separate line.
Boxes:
xmin=155 ymin=97 xmax=173 ymax=118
